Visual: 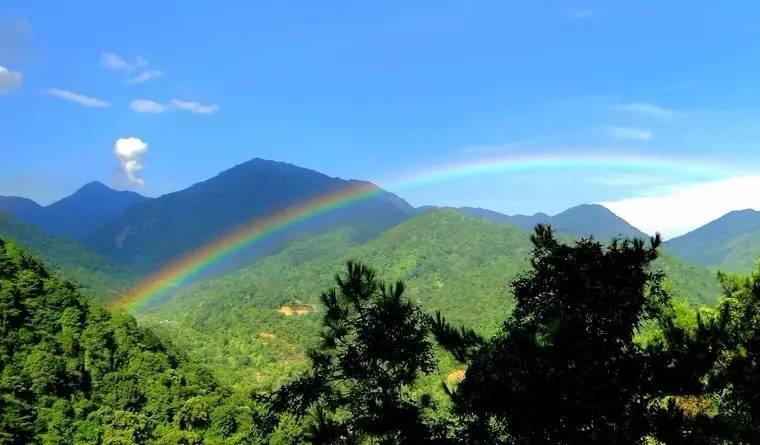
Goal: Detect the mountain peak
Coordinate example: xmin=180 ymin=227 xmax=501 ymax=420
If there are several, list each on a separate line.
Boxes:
xmin=551 ymin=204 xmax=648 ymax=239
xmin=78 ymin=180 xmax=111 ymax=192
xmin=460 ymin=203 xmax=648 ymax=240
xmin=665 ymin=209 xmax=760 ymax=273
xmin=70 ymin=181 xmax=146 ymax=200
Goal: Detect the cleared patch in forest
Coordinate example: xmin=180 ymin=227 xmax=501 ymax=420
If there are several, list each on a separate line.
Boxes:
xmin=447 ymin=368 xmax=466 ymax=386
xmin=277 ymin=305 xmax=311 ymax=316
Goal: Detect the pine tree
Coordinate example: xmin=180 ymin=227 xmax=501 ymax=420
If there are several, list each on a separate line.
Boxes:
xmin=272 ymin=261 xmax=438 ymax=444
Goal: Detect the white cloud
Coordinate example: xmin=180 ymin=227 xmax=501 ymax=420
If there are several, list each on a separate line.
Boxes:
xmin=130 ymin=99 xmax=169 ymax=113
xmin=170 ymin=99 xmax=218 ymax=114
xmin=129 ymin=98 xmax=219 ymax=114
xmin=44 ymin=88 xmax=110 ymax=107
xmin=114 ymin=137 xmax=148 ymax=186
xmin=602 ymin=125 xmax=652 ymax=141
xmin=101 ymin=52 xmax=147 ymax=71
xmin=601 ymin=175 xmax=760 ymax=239
xmin=615 ymin=102 xmax=677 ymax=119
xmin=128 ymin=69 xmax=164 ymax=85
xmin=0 ymin=65 xmax=22 ymax=94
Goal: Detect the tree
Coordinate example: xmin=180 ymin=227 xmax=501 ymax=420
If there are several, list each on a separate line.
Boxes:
xmin=705 ymin=268 xmax=760 ymax=443
xmin=272 ymin=261 xmax=437 ymax=444
xmin=0 ymin=237 xmax=249 ymax=443
xmin=433 ymin=225 xmax=724 ymax=444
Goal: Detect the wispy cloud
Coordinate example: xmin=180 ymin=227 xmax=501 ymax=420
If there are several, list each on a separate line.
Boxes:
xmin=114 ymin=137 xmax=148 ymax=186
xmin=614 ymin=102 xmax=677 ymax=119
xmin=602 ymin=175 xmax=760 ymax=238
xmin=128 ymin=69 xmax=164 ymax=84
xmin=130 ymin=99 xmax=169 ymax=113
xmin=101 ymin=52 xmax=146 ymax=71
xmin=44 ymin=88 xmax=110 ymax=107
xmin=130 ymin=98 xmax=219 ymax=114
xmin=0 ymin=65 xmax=22 ymax=94
xmin=170 ymin=99 xmax=219 ymax=114
xmin=102 ymin=52 xmax=162 ymax=84
xmin=601 ymin=125 xmax=652 ymax=141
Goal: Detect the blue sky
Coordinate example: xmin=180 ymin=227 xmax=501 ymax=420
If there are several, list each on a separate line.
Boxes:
xmin=2 ymin=1 xmax=760 ymax=237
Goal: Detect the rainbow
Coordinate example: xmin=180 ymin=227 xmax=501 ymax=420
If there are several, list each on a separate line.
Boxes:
xmin=114 ymin=152 xmax=740 ymax=310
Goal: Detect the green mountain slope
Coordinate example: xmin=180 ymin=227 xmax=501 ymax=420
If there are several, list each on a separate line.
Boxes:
xmin=665 ymin=209 xmax=760 ymax=273
xmin=0 ymin=212 xmax=133 ymax=300
xmin=86 ymin=159 xmax=414 ymax=271
xmin=0 ymin=238 xmax=261 ymax=443
xmin=141 ymin=209 xmax=721 ymax=390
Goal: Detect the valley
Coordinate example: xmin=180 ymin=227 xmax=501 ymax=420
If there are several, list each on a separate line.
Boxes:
xmin=1 ymin=158 xmax=757 ymax=443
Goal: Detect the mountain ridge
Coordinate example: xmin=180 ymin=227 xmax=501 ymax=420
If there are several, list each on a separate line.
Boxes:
xmin=460 ymin=203 xmax=649 ymax=240
xmin=84 ymin=158 xmax=416 ymax=271
xmin=666 ymin=208 xmax=760 ymax=273
xmin=0 ymin=181 xmax=148 ymax=241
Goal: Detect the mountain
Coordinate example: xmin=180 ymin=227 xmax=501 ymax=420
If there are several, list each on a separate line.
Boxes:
xmin=86 ymin=158 xmax=415 ymax=271
xmin=0 ymin=195 xmax=45 ymax=222
xmin=665 ymin=209 xmax=760 ymax=273
xmin=0 ymin=237 xmax=260 ymax=442
xmin=140 ymin=208 xmax=720 ymax=390
xmin=460 ymin=203 xmax=649 ymax=240
xmin=0 ymin=181 xmax=148 ymax=241
xmin=0 ymin=212 xmax=133 ymax=299
xmin=43 ymin=181 xmax=149 ymax=239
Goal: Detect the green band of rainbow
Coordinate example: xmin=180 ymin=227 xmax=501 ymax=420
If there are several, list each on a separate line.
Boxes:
xmin=114 ymin=153 xmax=740 ymax=310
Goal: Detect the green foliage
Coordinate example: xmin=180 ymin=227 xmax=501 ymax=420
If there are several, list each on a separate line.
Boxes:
xmin=433 ymin=225 xmax=726 ymax=444
xmin=700 ymin=268 xmax=760 ymax=442
xmin=0 ymin=237 xmax=262 ymax=443
xmin=271 ymin=261 xmax=438 ymax=444
xmin=141 ymin=209 xmax=720 ymax=391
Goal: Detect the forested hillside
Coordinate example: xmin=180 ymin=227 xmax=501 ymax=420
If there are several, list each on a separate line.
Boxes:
xmin=0 ymin=238 xmax=272 ymax=443
xmin=0 ymin=213 xmax=133 ymax=300
xmin=140 ymin=209 xmax=720 ymax=390
xmin=666 ymin=209 xmax=760 ymax=273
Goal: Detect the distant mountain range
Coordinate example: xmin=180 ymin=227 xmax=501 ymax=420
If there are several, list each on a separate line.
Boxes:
xmin=1 ymin=157 xmax=759 ymax=281
xmin=83 ymin=158 xmax=414 ymax=271
xmin=459 ymin=204 xmax=649 ymax=240
xmin=0 ymin=181 xmax=147 ymax=240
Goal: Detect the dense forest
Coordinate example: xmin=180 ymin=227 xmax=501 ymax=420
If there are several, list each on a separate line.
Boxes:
xmin=4 ymin=221 xmax=760 ymax=443
xmin=139 ymin=210 xmax=720 ymax=390
xmin=0 ymin=238 xmax=307 ymax=444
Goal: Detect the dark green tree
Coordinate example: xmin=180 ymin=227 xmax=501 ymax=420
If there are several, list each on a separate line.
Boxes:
xmin=272 ymin=261 xmax=438 ymax=444
xmin=705 ymin=268 xmax=760 ymax=443
xmin=433 ymin=225 xmax=725 ymax=444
